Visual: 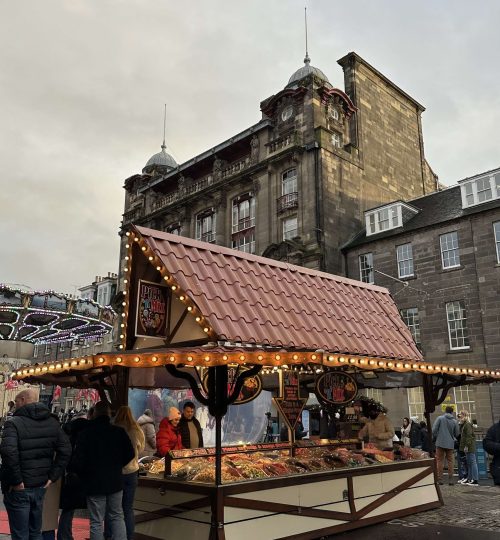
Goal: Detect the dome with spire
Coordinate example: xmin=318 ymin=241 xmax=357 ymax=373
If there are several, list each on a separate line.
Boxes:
xmin=143 ymin=143 xmax=177 ymax=175
xmin=287 ymin=54 xmax=330 ymax=87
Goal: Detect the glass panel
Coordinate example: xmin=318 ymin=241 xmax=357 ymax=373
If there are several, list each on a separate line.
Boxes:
xmin=446 ymin=300 xmax=469 ymax=349
xmin=494 ymin=222 xmax=500 ymax=263
xmin=476 ymin=177 xmax=492 ymax=202
xmin=378 ymin=208 xmax=390 ymax=230
xmin=400 ymin=307 xmax=420 ymax=345
xmin=283 ymin=217 xmax=298 ymax=240
xmin=464 ymin=183 xmax=474 ymax=206
xmin=397 ymin=243 xmax=414 ymax=278
xmin=440 ymin=232 xmax=460 ymax=268
xmin=359 ymin=253 xmax=374 ymax=284
xmin=407 ymin=387 xmax=425 ymax=421
xmin=282 ymin=169 xmax=297 ymax=195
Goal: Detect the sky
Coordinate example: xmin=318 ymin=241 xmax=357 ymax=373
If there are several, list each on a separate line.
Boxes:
xmin=1 ymin=0 xmax=499 ymax=295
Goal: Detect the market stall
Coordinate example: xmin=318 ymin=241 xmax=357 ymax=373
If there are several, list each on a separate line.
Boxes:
xmin=12 ymin=226 xmax=500 ymax=540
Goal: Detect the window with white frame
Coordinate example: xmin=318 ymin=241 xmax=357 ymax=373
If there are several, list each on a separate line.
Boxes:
xmin=446 ymin=300 xmax=469 ymax=349
xmin=232 ymin=194 xmax=255 ymax=233
xmin=407 ymin=387 xmax=425 ymax=421
xmin=440 ymin=231 xmax=460 ymax=269
xmin=33 ymin=344 xmax=39 ymax=357
xmin=361 ymin=388 xmax=383 ymax=403
xmin=282 ymin=169 xmax=297 ymax=196
xmin=397 ymin=243 xmax=414 ymax=278
xmin=460 ymin=170 xmax=500 ymax=208
xmin=494 ymin=222 xmax=500 ymax=263
xmin=44 ymin=344 xmax=51 ymax=356
xmin=232 ymin=229 xmax=255 ymax=254
xmin=453 ymin=386 xmax=476 ymax=418
xmin=359 ymin=253 xmax=374 ymax=284
xmin=282 ymin=216 xmax=298 ymax=240
xmin=196 ymin=210 xmax=216 ymax=243
xmin=365 ymin=203 xmax=409 ymax=236
xmin=400 ymin=307 xmax=421 ymax=346
xmin=331 ymin=131 xmax=342 ymax=148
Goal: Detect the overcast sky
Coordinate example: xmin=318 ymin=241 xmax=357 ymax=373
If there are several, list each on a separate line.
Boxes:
xmin=1 ymin=0 xmax=499 ymax=295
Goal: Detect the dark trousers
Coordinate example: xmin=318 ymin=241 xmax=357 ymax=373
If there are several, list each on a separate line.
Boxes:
xmin=122 ymin=472 xmax=138 ymax=540
xmin=4 ymin=486 xmax=46 ymax=540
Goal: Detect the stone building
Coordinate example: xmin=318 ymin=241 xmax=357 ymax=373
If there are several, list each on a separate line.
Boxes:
xmin=120 ymin=51 xmax=437 ymax=282
xmin=343 ymin=166 xmax=500 ymax=427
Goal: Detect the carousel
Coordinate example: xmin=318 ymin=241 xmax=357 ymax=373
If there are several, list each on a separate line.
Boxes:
xmin=12 ymin=226 xmax=500 ymax=540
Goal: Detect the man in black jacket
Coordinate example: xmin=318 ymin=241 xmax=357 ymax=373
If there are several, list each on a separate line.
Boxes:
xmin=483 ymin=419 xmax=500 ymax=486
xmin=179 ymin=401 xmax=204 ymax=448
xmin=73 ymin=400 xmax=134 ymax=539
xmin=0 ymin=389 xmax=71 ymax=540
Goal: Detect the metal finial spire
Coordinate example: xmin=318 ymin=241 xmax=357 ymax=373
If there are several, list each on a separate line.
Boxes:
xmin=161 ymin=104 xmax=167 ymax=151
xmin=304 ymin=7 xmax=310 ymax=64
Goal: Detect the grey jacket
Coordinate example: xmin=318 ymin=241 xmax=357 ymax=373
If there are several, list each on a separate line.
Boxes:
xmin=432 ymin=413 xmax=459 ymax=450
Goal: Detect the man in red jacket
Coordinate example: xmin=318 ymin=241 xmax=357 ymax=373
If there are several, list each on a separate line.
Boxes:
xmin=156 ymin=407 xmax=183 ymax=456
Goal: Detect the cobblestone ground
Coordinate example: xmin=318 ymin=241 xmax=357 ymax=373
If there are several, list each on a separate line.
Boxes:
xmin=398 ymin=482 xmax=500 ymax=532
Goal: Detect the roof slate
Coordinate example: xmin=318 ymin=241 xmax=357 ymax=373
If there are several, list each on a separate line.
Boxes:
xmin=134 ymin=226 xmax=423 ymax=362
xmin=344 ymin=181 xmax=500 ymax=249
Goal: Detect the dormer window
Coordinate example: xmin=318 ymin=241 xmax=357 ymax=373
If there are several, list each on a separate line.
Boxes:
xmin=365 ymin=202 xmax=418 ymax=236
xmin=460 ymin=169 xmax=500 ymax=208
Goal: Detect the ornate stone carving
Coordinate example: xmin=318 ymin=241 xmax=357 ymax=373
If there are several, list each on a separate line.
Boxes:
xmin=213 ymin=156 xmax=223 ymax=180
xmin=252 ymin=177 xmax=261 ymax=194
xmin=178 ymin=175 xmax=186 ymax=196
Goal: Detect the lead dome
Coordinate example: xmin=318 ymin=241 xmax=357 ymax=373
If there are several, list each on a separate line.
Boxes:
xmin=143 ymin=143 xmax=177 ymax=175
xmin=287 ymin=55 xmax=330 ymax=87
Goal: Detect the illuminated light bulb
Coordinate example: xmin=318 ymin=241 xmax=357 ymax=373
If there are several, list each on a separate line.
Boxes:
xmin=467 ymin=369 xmax=473 ymax=373
xmin=169 ymin=356 xmax=175 ymax=362
xmin=123 ymin=291 xmax=127 ymax=296
xmin=275 ymin=354 xmax=281 ymax=360
xmin=134 ymin=357 xmax=140 ymax=363
xmin=99 ymin=358 xmax=104 ymax=363
xmin=395 ymin=363 xmax=401 ymax=368
xmin=155 ymin=266 xmax=161 ymax=271
xmin=29 ymin=368 xmax=35 ymax=374
xmin=222 ymin=355 xmax=228 ymax=361
xmin=257 ymin=355 xmax=263 ymax=361
xmin=195 ymin=317 xmax=201 ymax=322
xmin=125 ymin=232 xmax=130 ymax=237
xmin=378 ymin=361 xmax=385 ymax=367
xmin=473 ymin=370 xmax=479 ymax=374
xmin=71 ymin=360 xmax=77 ymax=366
xmin=369 ymin=360 xmax=376 ymax=366
xmin=435 ymin=366 xmax=441 ymax=371
xmin=35 ymin=367 xmax=41 ymax=373
xmin=187 ymin=356 xmax=193 ymax=362
xmin=171 ymin=285 xmax=177 ymax=291
xmin=179 ymin=295 xmax=185 ymax=301
xmin=339 ymin=357 xmax=346 ymax=363
xmin=56 ymin=364 xmax=62 ymax=369
xmin=239 ymin=355 xmax=245 ymax=361
xmin=124 ymin=256 xmax=129 ymax=261
xmin=485 ymin=370 xmax=490 ymax=375
xmin=134 ymin=237 xmax=139 ymax=242
xmin=119 ymin=345 xmax=124 ymax=349
xmin=293 ymin=354 xmax=299 ymax=361
xmin=311 ymin=354 xmax=317 ymax=361
xmin=120 ymin=334 xmax=125 ymax=339
xmin=449 ymin=367 xmax=455 ymax=372
xmin=123 ymin=279 xmax=128 ymax=284
xmin=164 ymin=276 xmax=169 ymax=281
xmin=359 ymin=359 xmax=366 ymax=365
xmin=203 ymin=327 xmax=209 ymax=333
xmin=125 ymin=244 xmax=130 ymax=248
xmin=63 ymin=362 xmax=69 ymax=368
xmin=187 ymin=306 xmax=193 ymax=311
xmin=349 ymin=358 xmax=356 ymax=364
xmin=463 ymin=368 xmax=468 ymax=373
xmin=148 ymin=256 xmax=153 ymax=261
xmin=152 ymin=356 xmax=158 ymax=363
xmin=387 ymin=362 xmax=394 ymax=368
xmin=42 ymin=367 xmax=47 ymax=372
xmin=120 ymin=323 xmax=125 ymax=328
xmin=116 ymin=358 xmax=122 ymax=363
xmin=121 ymin=312 xmax=126 ymax=317
xmin=141 ymin=246 xmax=147 ymax=251
xmin=204 ymin=356 xmax=210 ymax=362
xmin=124 ymin=268 xmax=128 ymax=272
xmin=122 ymin=302 xmax=126 ymax=307
xmin=48 ymin=365 xmax=55 ymax=371
xmin=412 ymin=364 xmax=418 ymax=369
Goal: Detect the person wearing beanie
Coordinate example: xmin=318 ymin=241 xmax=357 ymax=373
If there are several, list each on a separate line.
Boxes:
xmin=137 ymin=409 xmax=157 ymax=457
xmin=156 ymin=407 xmax=183 ymax=456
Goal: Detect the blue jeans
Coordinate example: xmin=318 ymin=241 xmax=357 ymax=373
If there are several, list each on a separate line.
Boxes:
xmin=87 ymin=491 xmax=126 ymax=540
xmin=4 ymin=486 xmax=46 ymax=540
xmin=57 ymin=508 xmax=75 ymax=540
xmin=457 ymin=450 xmax=468 ymax=480
xmin=466 ymin=452 xmax=479 ymax=482
xmin=122 ymin=472 xmax=138 ymax=540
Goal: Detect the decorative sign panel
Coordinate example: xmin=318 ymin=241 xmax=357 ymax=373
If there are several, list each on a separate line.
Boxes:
xmin=135 ymin=280 xmax=169 ymax=338
xmin=315 ymin=371 xmax=358 ymax=405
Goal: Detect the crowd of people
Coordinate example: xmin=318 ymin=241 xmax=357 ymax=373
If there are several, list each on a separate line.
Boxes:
xmin=0 ymin=392 xmax=205 ymax=540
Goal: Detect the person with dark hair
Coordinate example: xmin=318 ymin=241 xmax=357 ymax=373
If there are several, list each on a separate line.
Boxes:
xmin=73 ymin=400 xmax=134 ymax=539
xmin=179 ymin=402 xmax=204 ymax=449
xmin=419 ymin=421 xmax=431 ymax=453
xmin=0 ymin=389 xmax=71 ymax=540
xmin=483 ymin=418 xmax=500 ymax=486
xmin=432 ymin=406 xmax=460 ymax=485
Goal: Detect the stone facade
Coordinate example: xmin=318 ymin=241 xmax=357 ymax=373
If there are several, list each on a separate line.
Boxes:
xmin=121 ymin=52 xmax=437 ymax=283
xmin=343 ymin=184 xmax=500 ymax=428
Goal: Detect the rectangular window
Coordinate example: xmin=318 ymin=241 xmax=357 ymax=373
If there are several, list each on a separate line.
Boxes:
xmin=232 ymin=195 xmax=255 ymax=233
xmin=453 ymin=387 xmax=476 ymax=419
xmin=446 ymin=300 xmax=469 ymax=349
xmin=232 ymin=230 xmax=255 ymax=254
xmin=365 ymin=203 xmax=410 ymax=236
xmin=33 ymin=344 xmax=39 ymax=357
xmin=494 ymin=222 xmax=500 ymax=263
xmin=359 ymin=253 xmax=374 ymax=284
xmin=397 ymin=243 xmax=414 ymax=278
xmin=282 ymin=216 xmax=298 ymax=240
xmin=477 ymin=177 xmax=492 ymax=202
xmin=440 ymin=231 xmax=460 ymax=269
xmin=282 ymin=169 xmax=297 ymax=196
xmin=460 ymin=171 xmax=500 ymax=208
xmin=407 ymin=387 xmax=425 ymax=421
xmin=44 ymin=344 xmax=51 ymax=356
xmin=400 ymin=307 xmax=421 ymax=346
xmin=331 ymin=131 xmax=342 ymax=148
xmin=361 ymin=388 xmax=383 ymax=403
xmin=196 ymin=211 xmax=216 ymax=243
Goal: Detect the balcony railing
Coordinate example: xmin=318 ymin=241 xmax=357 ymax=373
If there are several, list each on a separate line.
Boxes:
xmin=122 ymin=206 xmax=145 ymax=224
xmin=277 ymin=192 xmax=299 ymax=213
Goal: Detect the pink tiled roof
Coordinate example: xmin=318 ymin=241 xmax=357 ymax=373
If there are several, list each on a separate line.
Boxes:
xmin=134 ymin=226 xmax=423 ymax=362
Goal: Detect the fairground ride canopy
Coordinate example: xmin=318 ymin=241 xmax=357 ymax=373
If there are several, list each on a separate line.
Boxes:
xmin=0 ymin=284 xmax=116 ymax=344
